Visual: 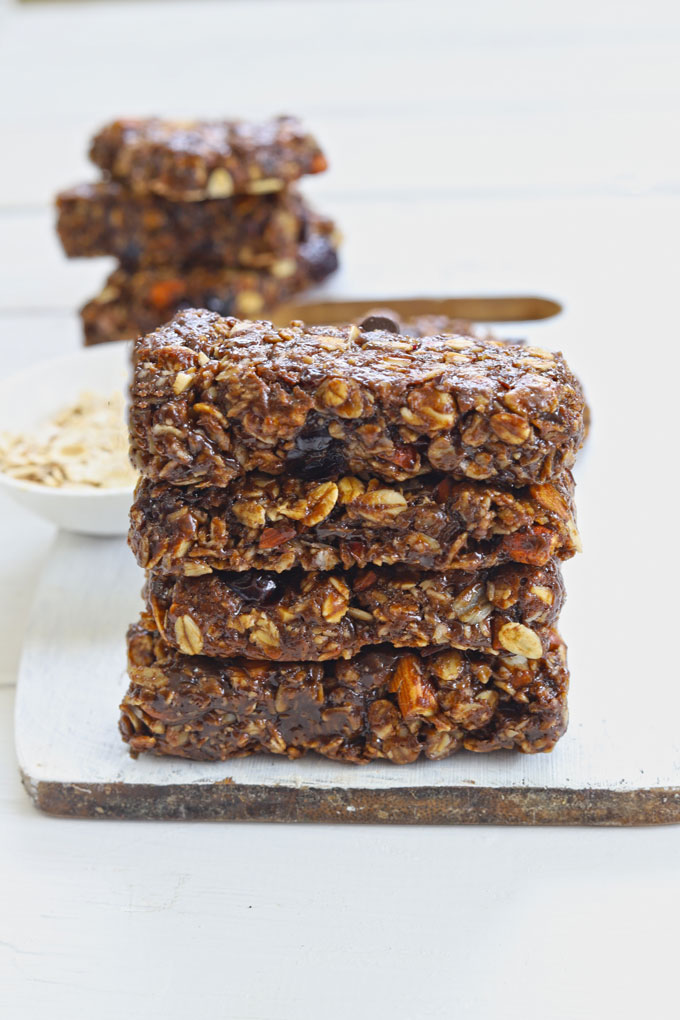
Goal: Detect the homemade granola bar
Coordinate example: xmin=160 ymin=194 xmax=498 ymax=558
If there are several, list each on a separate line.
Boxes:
xmin=90 ymin=116 xmax=327 ymax=201
xmin=130 ymin=471 xmax=579 ymax=575
xmin=144 ymin=560 xmax=564 ymax=662
xmin=56 ymin=181 xmax=335 ymax=270
xmin=120 ymin=619 xmax=569 ymax=761
xmin=365 ymin=308 xmax=589 ymax=440
xmin=81 ymin=235 xmax=338 ymax=345
xmin=129 ymin=310 xmax=586 ymax=487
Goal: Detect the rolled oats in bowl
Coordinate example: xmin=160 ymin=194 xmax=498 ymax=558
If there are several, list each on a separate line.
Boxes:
xmin=0 ymin=391 xmax=137 ymax=490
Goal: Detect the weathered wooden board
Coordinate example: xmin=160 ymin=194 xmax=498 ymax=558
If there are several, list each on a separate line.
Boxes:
xmin=15 ymin=531 xmax=680 ymax=826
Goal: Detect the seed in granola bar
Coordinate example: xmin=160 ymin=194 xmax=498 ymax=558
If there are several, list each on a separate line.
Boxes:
xmin=206 ymin=168 xmax=235 ymax=198
xmin=489 ymin=412 xmax=532 ymax=445
xmin=351 ymin=488 xmax=408 ymax=520
xmin=337 ymin=476 xmax=365 ymax=504
xmin=174 ymin=615 xmax=204 ymax=655
xmin=246 ymin=177 xmax=284 ymax=194
xmin=259 ymin=526 xmax=297 ymax=549
xmin=235 ymin=290 xmax=264 ymax=317
xmin=497 ymin=621 xmax=543 ymax=658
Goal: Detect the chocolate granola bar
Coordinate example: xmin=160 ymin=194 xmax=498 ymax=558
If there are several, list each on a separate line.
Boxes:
xmin=129 ymin=310 xmax=586 ymax=487
xmin=130 ymin=471 xmax=580 ymax=575
xmin=90 ymin=116 xmax=327 ymax=201
xmin=120 ymin=619 xmax=569 ymax=761
xmin=81 ymin=235 xmax=338 ymax=345
xmin=354 ymin=309 xmax=592 ymax=438
xmin=144 ymin=560 xmax=564 ymax=662
xmin=56 ymin=181 xmax=335 ymax=270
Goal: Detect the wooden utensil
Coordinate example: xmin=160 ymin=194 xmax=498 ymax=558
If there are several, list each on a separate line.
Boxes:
xmin=271 ymin=294 xmax=561 ymax=326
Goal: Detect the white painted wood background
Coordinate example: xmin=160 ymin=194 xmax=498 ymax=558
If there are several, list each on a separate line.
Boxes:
xmin=1 ymin=0 xmax=680 ymax=1016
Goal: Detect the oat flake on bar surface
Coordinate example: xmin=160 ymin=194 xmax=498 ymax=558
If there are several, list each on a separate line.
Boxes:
xmin=0 ymin=391 xmax=137 ymax=489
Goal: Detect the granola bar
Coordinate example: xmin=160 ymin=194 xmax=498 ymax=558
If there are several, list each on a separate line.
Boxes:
xmin=90 ymin=116 xmax=327 ymax=201
xmin=81 ymin=235 xmax=338 ymax=345
xmin=56 ymin=181 xmax=335 ymax=270
xmin=120 ymin=619 xmax=569 ymax=762
xmin=130 ymin=471 xmax=579 ymax=575
xmin=144 ymin=560 xmax=564 ymax=662
xmin=129 ymin=311 xmax=585 ymax=487
xmin=355 ymin=309 xmax=592 ymax=438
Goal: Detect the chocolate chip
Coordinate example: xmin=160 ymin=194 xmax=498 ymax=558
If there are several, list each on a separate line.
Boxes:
xmin=204 ymin=294 xmax=235 ymax=316
xmin=358 ymin=310 xmax=402 ymax=333
xmin=298 ymin=235 xmax=339 ymax=282
xmin=228 ymin=571 xmax=281 ymax=604
xmin=285 ymin=422 xmax=347 ymax=480
xmin=120 ymin=241 xmax=142 ymax=267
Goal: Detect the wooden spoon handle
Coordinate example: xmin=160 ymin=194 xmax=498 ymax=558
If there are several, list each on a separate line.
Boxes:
xmin=271 ymin=294 xmax=562 ymax=326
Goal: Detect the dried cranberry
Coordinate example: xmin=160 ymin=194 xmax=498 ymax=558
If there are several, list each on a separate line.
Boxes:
xmin=391 ymin=444 xmax=419 ymax=471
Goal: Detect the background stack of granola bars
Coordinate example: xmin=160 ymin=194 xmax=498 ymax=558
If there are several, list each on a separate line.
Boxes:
xmin=55 ymin=116 xmax=339 ymax=345
xmin=121 ymin=312 xmax=585 ymax=764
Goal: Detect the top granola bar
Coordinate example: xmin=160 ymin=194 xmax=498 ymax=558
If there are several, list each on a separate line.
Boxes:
xmin=90 ymin=116 xmax=327 ymax=201
xmin=129 ymin=310 xmax=586 ymax=488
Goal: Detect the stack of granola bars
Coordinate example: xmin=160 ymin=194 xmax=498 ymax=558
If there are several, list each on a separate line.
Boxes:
xmin=56 ymin=117 xmax=338 ymax=345
xmin=120 ymin=310 xmax=585 ymax=764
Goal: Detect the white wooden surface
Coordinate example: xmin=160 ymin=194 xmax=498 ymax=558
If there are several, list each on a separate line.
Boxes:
xmin=2 ymin=0 xmax=680 ymax=1016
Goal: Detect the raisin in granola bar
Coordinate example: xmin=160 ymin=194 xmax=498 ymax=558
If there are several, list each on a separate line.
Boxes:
xmin=120 ymin=620 xmax=569 ymax=762
xmin=56 ymin=181 xmax=335 ymax=270
xmin=129 ymin=310 xmax=586 ymax=487
xmin=144 ymin=560 xmax=563 ymax=662
xmin=81 ymin=236 xmax=338 ymax=345
xmin=130 ymin=471 xmax=580 ymax=575
xmin=90 ymin=116 xmax=327 ymax=201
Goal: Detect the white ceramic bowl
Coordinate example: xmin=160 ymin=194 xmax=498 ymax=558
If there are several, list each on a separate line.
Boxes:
xmin=0 ymin=342 xmax=135 ymax=536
